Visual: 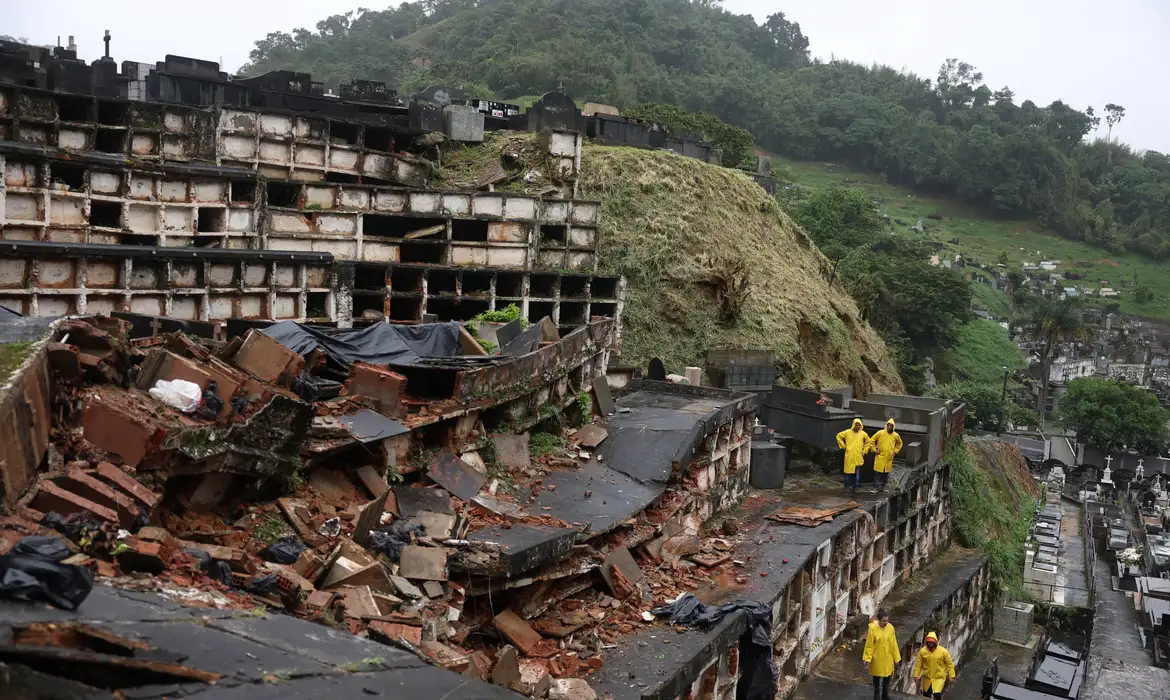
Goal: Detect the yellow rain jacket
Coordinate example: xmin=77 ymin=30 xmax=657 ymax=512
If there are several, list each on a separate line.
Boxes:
xmin=913 ymin=633 xmax=955 ymax=694
xmin=863 ymin=619 xmax=901 ymax=678
xmin=836 ymin=419 xmax=870 ymax=475
xmin=870 ymin=419 xmax=903 ymax=474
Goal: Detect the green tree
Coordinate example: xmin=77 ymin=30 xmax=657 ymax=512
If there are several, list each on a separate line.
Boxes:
xmin=1057 ymin=377 xmax=1168 ymax=453
xmin=1014 ymin=295 xmax=1089 ymax=415
xmin=929 ymin=380 xmax=1036 ymax=431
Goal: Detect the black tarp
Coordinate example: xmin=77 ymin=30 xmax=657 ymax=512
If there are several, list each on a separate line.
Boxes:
xmin=260 ymin=320 xmax=464 ymax=371
xmin=651 ymin=593 xmax=776 ymax=700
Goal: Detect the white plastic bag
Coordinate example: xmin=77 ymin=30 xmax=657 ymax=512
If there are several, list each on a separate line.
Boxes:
xmin=149 ymin=379 xmax=202 ymax=413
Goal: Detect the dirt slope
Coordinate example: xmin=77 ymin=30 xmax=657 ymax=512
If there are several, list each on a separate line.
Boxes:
xmin=434 ymin=135 xmax=904 ymax=393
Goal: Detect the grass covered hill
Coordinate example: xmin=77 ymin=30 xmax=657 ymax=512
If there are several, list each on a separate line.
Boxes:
xmin=433 ymin=133 xmax=904 ymax=394
xmin=777 ymin=157 xmax=1170 ymax=323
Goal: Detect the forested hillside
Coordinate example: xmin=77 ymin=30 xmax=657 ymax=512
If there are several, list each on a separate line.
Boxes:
xmin=243 ymin=0 xmax=1170 ymax=261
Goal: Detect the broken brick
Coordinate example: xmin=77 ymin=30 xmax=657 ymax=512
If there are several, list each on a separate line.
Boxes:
xmin=344 ymin=362 xmax=407 ymax=419
xmin=465 ymin=650 xmax=493 ymax=681
xmin=53 ymin=469 xmax=138 ymax=526
xmin=550 ymin=678 xmax=598 ymax=700
xmin=93 ymin=462 xmax=161 ymax=509
xmin=30 ymin=481 xmax=119 ymax=524
xmin=337 ymin=585 xmax=380 ymax=619
xmin=230 ymin=330 xmax=304 ymax=387
xmin=420 ymin=640 xmax=470 ymax=672
xmin=304 ymin=590 xmax=336 ymax=611
xmin=117 ymin=538 xmax=167 ymax=574
xmin=81 ymin=392 xmax=173 ymax=468
xmin=368 ymin=620 xmax=423 ymax=647
xmin=178 ymin=540 xmax=249 ymax=572
xmin=45 ymin=342 xmax=81 ymax=379
xmin=517 ymin=658 xmax=552 ymax=698
xmin=493 ymin=609 xmax=544 ymax=657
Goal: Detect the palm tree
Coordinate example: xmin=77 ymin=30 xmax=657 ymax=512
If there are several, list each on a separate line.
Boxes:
xmin=1014 ymin=295 xmax=1091 ymax=418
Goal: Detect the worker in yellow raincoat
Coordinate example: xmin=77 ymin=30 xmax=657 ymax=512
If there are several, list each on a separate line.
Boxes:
xmin=913 ymin=631 xmax=955 ymax=698
xmin=863 ymin=609 xmax=900 ymax=700
xmin=836 ymin=418 xmax=869 ymax=497
xmin=869 ymin=418 xmax=902 ymax=493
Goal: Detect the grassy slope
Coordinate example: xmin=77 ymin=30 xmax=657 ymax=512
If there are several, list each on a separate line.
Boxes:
xmin=434 ymin=134 xmax=904 ymax=393
xmin=776 ymin=157 xmax=1170 ymax=322
xmin=952 ymin=437 xmax=1040 ymax=594
xmin=939 ymin=318 xmax=1026 ymax=385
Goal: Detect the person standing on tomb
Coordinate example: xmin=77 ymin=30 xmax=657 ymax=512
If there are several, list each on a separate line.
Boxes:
xmin=913 ymin=631 xmax=955 ymax=699
xmin=837 ymin=418 xmax=869 ymax=497
xmin=870 ymin=418 xmax=903 ymax=493
xmin=863 ymin=609 xmax=900 ymax=700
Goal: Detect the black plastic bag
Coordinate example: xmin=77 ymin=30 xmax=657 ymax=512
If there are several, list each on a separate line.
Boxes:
xmin=41 ymin=511 xmax=103 ymax=542
xmin=651 ymin=593 xmax=776 ymax=700
xmin=0 ymin=536 xmax=94 ymax=610
xmin=260 ymin=535 xmax=307 ymax=565
xmin=200 ymin=380 xmax=224 ymax=420
xmin=367 ymin=521 xmax=426 ymax=562
xmin=244 ymin=572 xmax=281 ymax=596
xmin=183 ymin=548 xmax=233 ymax=585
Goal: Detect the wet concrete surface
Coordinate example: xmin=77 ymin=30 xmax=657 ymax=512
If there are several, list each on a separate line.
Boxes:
xmin=1081 ymin=527 xmax=1170 ymax=700
xmin=590 ymin=614 xmax=745 ymax=700
xmin=814 ymin=549 xmax=987 ymax=687
xmin=1053 ymin=499 xmax=1091 ymax=607
xmin=792 ymin=675 xmax=920 ymax=700
xmin=946 ymin=639 xmax=1035 ymax=699
xmin=0 ymin=584 xmax=524 ymax=699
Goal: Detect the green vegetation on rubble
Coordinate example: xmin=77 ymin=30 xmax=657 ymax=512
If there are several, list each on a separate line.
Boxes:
xmin=944 ymin=440 xmax=1035 ymax=597
xmin=529 ymin=432 xmax=566 ymax=458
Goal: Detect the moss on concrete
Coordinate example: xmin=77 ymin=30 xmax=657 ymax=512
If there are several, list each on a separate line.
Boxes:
xmin=0 ymin=342 xmax=35 ymax=385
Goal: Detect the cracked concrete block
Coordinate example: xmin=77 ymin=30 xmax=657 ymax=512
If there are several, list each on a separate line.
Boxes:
xmin=399 ymin=545 xmax=448 ymax=581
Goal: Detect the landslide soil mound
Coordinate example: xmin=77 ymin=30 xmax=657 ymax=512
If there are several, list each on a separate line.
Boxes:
xmin=433 ymin=134 xmax=904 ymax=393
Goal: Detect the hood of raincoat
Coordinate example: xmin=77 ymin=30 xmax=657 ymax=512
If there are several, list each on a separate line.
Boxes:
xmin=925 ymin=631 xmax=938 ymax=643
xmin=886 ymin=418 xmax=896 ymax=430
xmin=852 ymin=418 xmax=864 ymax=430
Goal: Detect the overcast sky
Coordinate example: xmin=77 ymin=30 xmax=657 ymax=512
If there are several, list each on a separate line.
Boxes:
xmin=7 ymin=0 xmax=1169 ymax=152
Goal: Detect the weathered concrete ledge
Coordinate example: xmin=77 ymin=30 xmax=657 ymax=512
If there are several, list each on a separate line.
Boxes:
xmin=592 ymin=458 xmax=957 ymax=700
xmin=0 ymin=584 xmax=525 ymax=698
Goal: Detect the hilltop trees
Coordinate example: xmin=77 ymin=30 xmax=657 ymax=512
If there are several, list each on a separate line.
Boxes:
xmin=789 ymin=187 xmax=970 ymax=392
xmin=244 ymin=0 xmax=1170 ymax=263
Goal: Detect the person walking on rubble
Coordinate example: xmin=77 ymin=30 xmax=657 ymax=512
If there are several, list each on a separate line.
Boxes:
xmin=913 ymin=631 xmax=955 ymax=698
xmin=837 ymin=418 xmax=869 ymax=497
xmin=863 ymin=609 xmax=900 ymax=700
xmin=870 ymin=418 xmax=902 ymax=493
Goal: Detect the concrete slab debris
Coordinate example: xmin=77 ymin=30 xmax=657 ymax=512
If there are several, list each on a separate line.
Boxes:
xmin=574 ymin=424 xmax=608 ymax=449
xmin=591 ymin=375 xmax=615 ymax=416
xmin=400 ymin=545 xmax=449 ymax=581
xmin=428 ymin=449 xmax=488 ymax=501
xmin=491 ymin=644 xmax=521 ymax=686
xmin=354 ymin=488 xmax=391 ymax=547
xmin=493 ymin=434 xmax=531 ymax=472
